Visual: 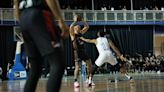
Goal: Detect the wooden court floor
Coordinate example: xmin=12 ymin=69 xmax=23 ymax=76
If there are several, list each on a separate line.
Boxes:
xmin=0 ymin=73 xmax=164 ymax=92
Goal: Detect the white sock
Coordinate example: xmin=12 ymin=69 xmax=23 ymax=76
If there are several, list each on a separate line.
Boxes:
xmin=88 ymin=77 xmax=92 ymax=83
xmin=114 ymin=72 xmax=119 ymax=80
xmin=125 ymin=74 xmax=130 ymax=79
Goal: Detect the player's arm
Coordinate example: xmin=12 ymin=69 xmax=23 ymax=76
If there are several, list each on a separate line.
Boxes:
xmin=70 ymin=21 xmax=77 ymax=32
xmin=109 ymin=39 xmax=126 ymax=61
xmin=80 ymin=37 xmax=96 ymax=44
xmin=69 ymin=15 xmax=81 ymax=40
xmin=13 ymin=0 xmax=20 ymax=21
xmin=46 ymin=0 xmax=63 ymax=21
xmin=69 ymin=21 xmax=77 ymax=40
xmin=46 ymin=0 xmax=68 ymax=37
xmin=80 ymin=20 xmax=89 ymax=34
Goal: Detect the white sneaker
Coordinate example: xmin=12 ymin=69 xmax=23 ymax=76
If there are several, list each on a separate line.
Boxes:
xmin=85 ymin=79 xmax=89 ymax=83
xmin=91 ymin=82 xmax=95 ymax=86
xmin=74 ymin=87 xmax=80 ymax=92
xmin=115 ymin=79 xmax=118 ymax=83
xmin=87 ymin=79 xmax=95 ymax=86
xmin=128 ymin=76 xmax=133 ymax=80
xmin=74 ymin=81 xmax=80 ymax=88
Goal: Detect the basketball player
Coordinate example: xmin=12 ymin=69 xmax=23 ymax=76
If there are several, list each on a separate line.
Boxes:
xmin=80 ymin=31 xmax=132 ymax=85
xmin=69 ymin=15 xmax=93 ymax=87
xmin=14 ymin=0 xmax=69 ymax=92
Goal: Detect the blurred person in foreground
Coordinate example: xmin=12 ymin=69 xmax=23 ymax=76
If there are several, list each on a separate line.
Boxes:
xmin=13 ymin=0 xmax=69 ymax=92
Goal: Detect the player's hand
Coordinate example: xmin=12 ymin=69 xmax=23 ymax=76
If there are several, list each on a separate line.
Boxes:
xmin=119 ymin=55 xmax=127 ymax=62
xmin=80 ymin=37 xmax=84 ymax=40
xmin=120 ymin=55 xmax=132 ymax=65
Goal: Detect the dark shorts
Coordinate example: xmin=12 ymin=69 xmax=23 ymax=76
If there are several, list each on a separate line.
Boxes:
xmin=74 ymin=50 xmax=90 ymax=62
xmin=109 ymin=62 xmax=120 ymax=72
xmin=19 ymin=8 xmax=61 ymax=57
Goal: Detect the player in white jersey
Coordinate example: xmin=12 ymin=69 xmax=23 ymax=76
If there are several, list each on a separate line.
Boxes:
xmin=80 ymin=31 xmax=132 ymax=86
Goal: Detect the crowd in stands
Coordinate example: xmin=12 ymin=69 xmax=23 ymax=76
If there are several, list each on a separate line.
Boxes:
xmin=59 ymin=0 xmax=164 ymax=11
xmin=127 ymin=53 xmax=163 ymax=73
xmin=103 ymin=53 xmax=164 ymax=74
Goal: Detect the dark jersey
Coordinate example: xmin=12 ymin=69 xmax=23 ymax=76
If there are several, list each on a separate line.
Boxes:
xmin=74 ymin=34 xmax=85 ymax=51
xmin=19 ymin=1 xmax=61 ymax=57
xmin=72 ymin=33 xmax=89 ymax=62
xmin=19 ymin=0 xmax=49 ymax=10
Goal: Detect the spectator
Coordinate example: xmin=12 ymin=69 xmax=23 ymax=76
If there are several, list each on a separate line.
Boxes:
xmin=111 ymin=7 xmax=114 ymax=11
xmin=118 ymin=5 xmax=122 ymax=10
xmin=154 ymin=6 xmax=159 ymax=10
xmin=143 ymin=6 xmax=149 ymax=10
xmin=161 ymin=7 xmax=164 ymax=11
xmin=66 ymin=5 xmax=71 ymax=10
xmin=122 ymin=6 xmax=127 ymax=10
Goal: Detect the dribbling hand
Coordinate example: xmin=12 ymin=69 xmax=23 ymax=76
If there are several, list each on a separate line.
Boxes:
xmin=119 ymin=55 xmax=128 ymax=62
xmin=120 ymin=55 xmax=132 ymax=65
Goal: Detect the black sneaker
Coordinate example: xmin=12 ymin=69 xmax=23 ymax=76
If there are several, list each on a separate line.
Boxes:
xmin=129 ymin=76 xmax=133 ymax=80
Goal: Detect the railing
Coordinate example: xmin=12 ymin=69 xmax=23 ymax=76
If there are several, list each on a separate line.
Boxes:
xmin=0 ymin=8 xmax=164 ymax=25
xmin=62 ymin=10 xmax=164 ymax=21
xmin=0 ymin=8 xmax=15 ymax=21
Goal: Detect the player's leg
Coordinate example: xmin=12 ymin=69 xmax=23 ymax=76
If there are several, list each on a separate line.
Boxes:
xmin=24 ymin=55 xmax=43 ymax=92
xmin=120 ymin=63 xmax=132 ymax=80
xmin=73 ymin=49 xmax=81 ymax=87
xmin=74 ymin=61 xmax=80 ymax=87
xmin=88 ymin=55 xmax=106 ymax=86
xmin=106 ymin=54 xmax=119 ymax=82
xmin=79 ymin=51 xmax=93 ymax=86
xmin=85 ymin=58 xmax=93 ymax=85
xmin=85 ymin=59 xmax=92 ymax=79
xmin=79 ymin=51 xmax=92 ymax=79
xmin=46 ymin=48 xmax=65 ymax=92
xmin=22 ymin=30 xmax=45 ymax=92
xmin=21 ymin=17 xmax=44 ymax=92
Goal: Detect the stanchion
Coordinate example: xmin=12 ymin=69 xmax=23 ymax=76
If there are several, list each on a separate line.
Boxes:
xmin=7 ymin=41 xmax=27 ymax=80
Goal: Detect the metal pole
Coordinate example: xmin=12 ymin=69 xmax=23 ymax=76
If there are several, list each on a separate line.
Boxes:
xmin=104 ymin=25 xmax=106 ymax=32
xmin=92 ymin=0 xmax=94 ymax=10
xmin=153 ymin=25 xmax=155 ymax=55
xmin=130 ymin=0 xmax=133 ymax=10
xmin=0 ymin=9 xmax=2 ymax=25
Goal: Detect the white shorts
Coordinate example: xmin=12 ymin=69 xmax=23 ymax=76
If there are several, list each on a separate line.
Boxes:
xmin=95 ymin=51 xmax=118 ymax=67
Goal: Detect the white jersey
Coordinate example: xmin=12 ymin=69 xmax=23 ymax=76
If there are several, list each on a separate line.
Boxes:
xmin=96 ymin=37 xmax=111 ymax=54
xmin=95 ymin=37 xmax=118 ymax=66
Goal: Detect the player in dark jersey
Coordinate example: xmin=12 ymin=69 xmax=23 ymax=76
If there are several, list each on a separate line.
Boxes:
xmin=69 ymin=15 xmax=94 ymax=87
xmin=14 ymin=0 xmax=69 ymax=92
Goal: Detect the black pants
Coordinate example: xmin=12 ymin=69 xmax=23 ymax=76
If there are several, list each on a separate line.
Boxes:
xmin=24 ymin=48 xmax=65 ymax=92
xmin=20 ymin=8 xmax=65 ymax=92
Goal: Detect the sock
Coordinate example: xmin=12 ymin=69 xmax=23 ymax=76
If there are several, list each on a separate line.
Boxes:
xmin=88 ymin=77 xmax=92 ymax=83
xmin=115 ymin=72 xmax=118 ymax=81
xmin=125 ymin=74 xmax=130 ymax=79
